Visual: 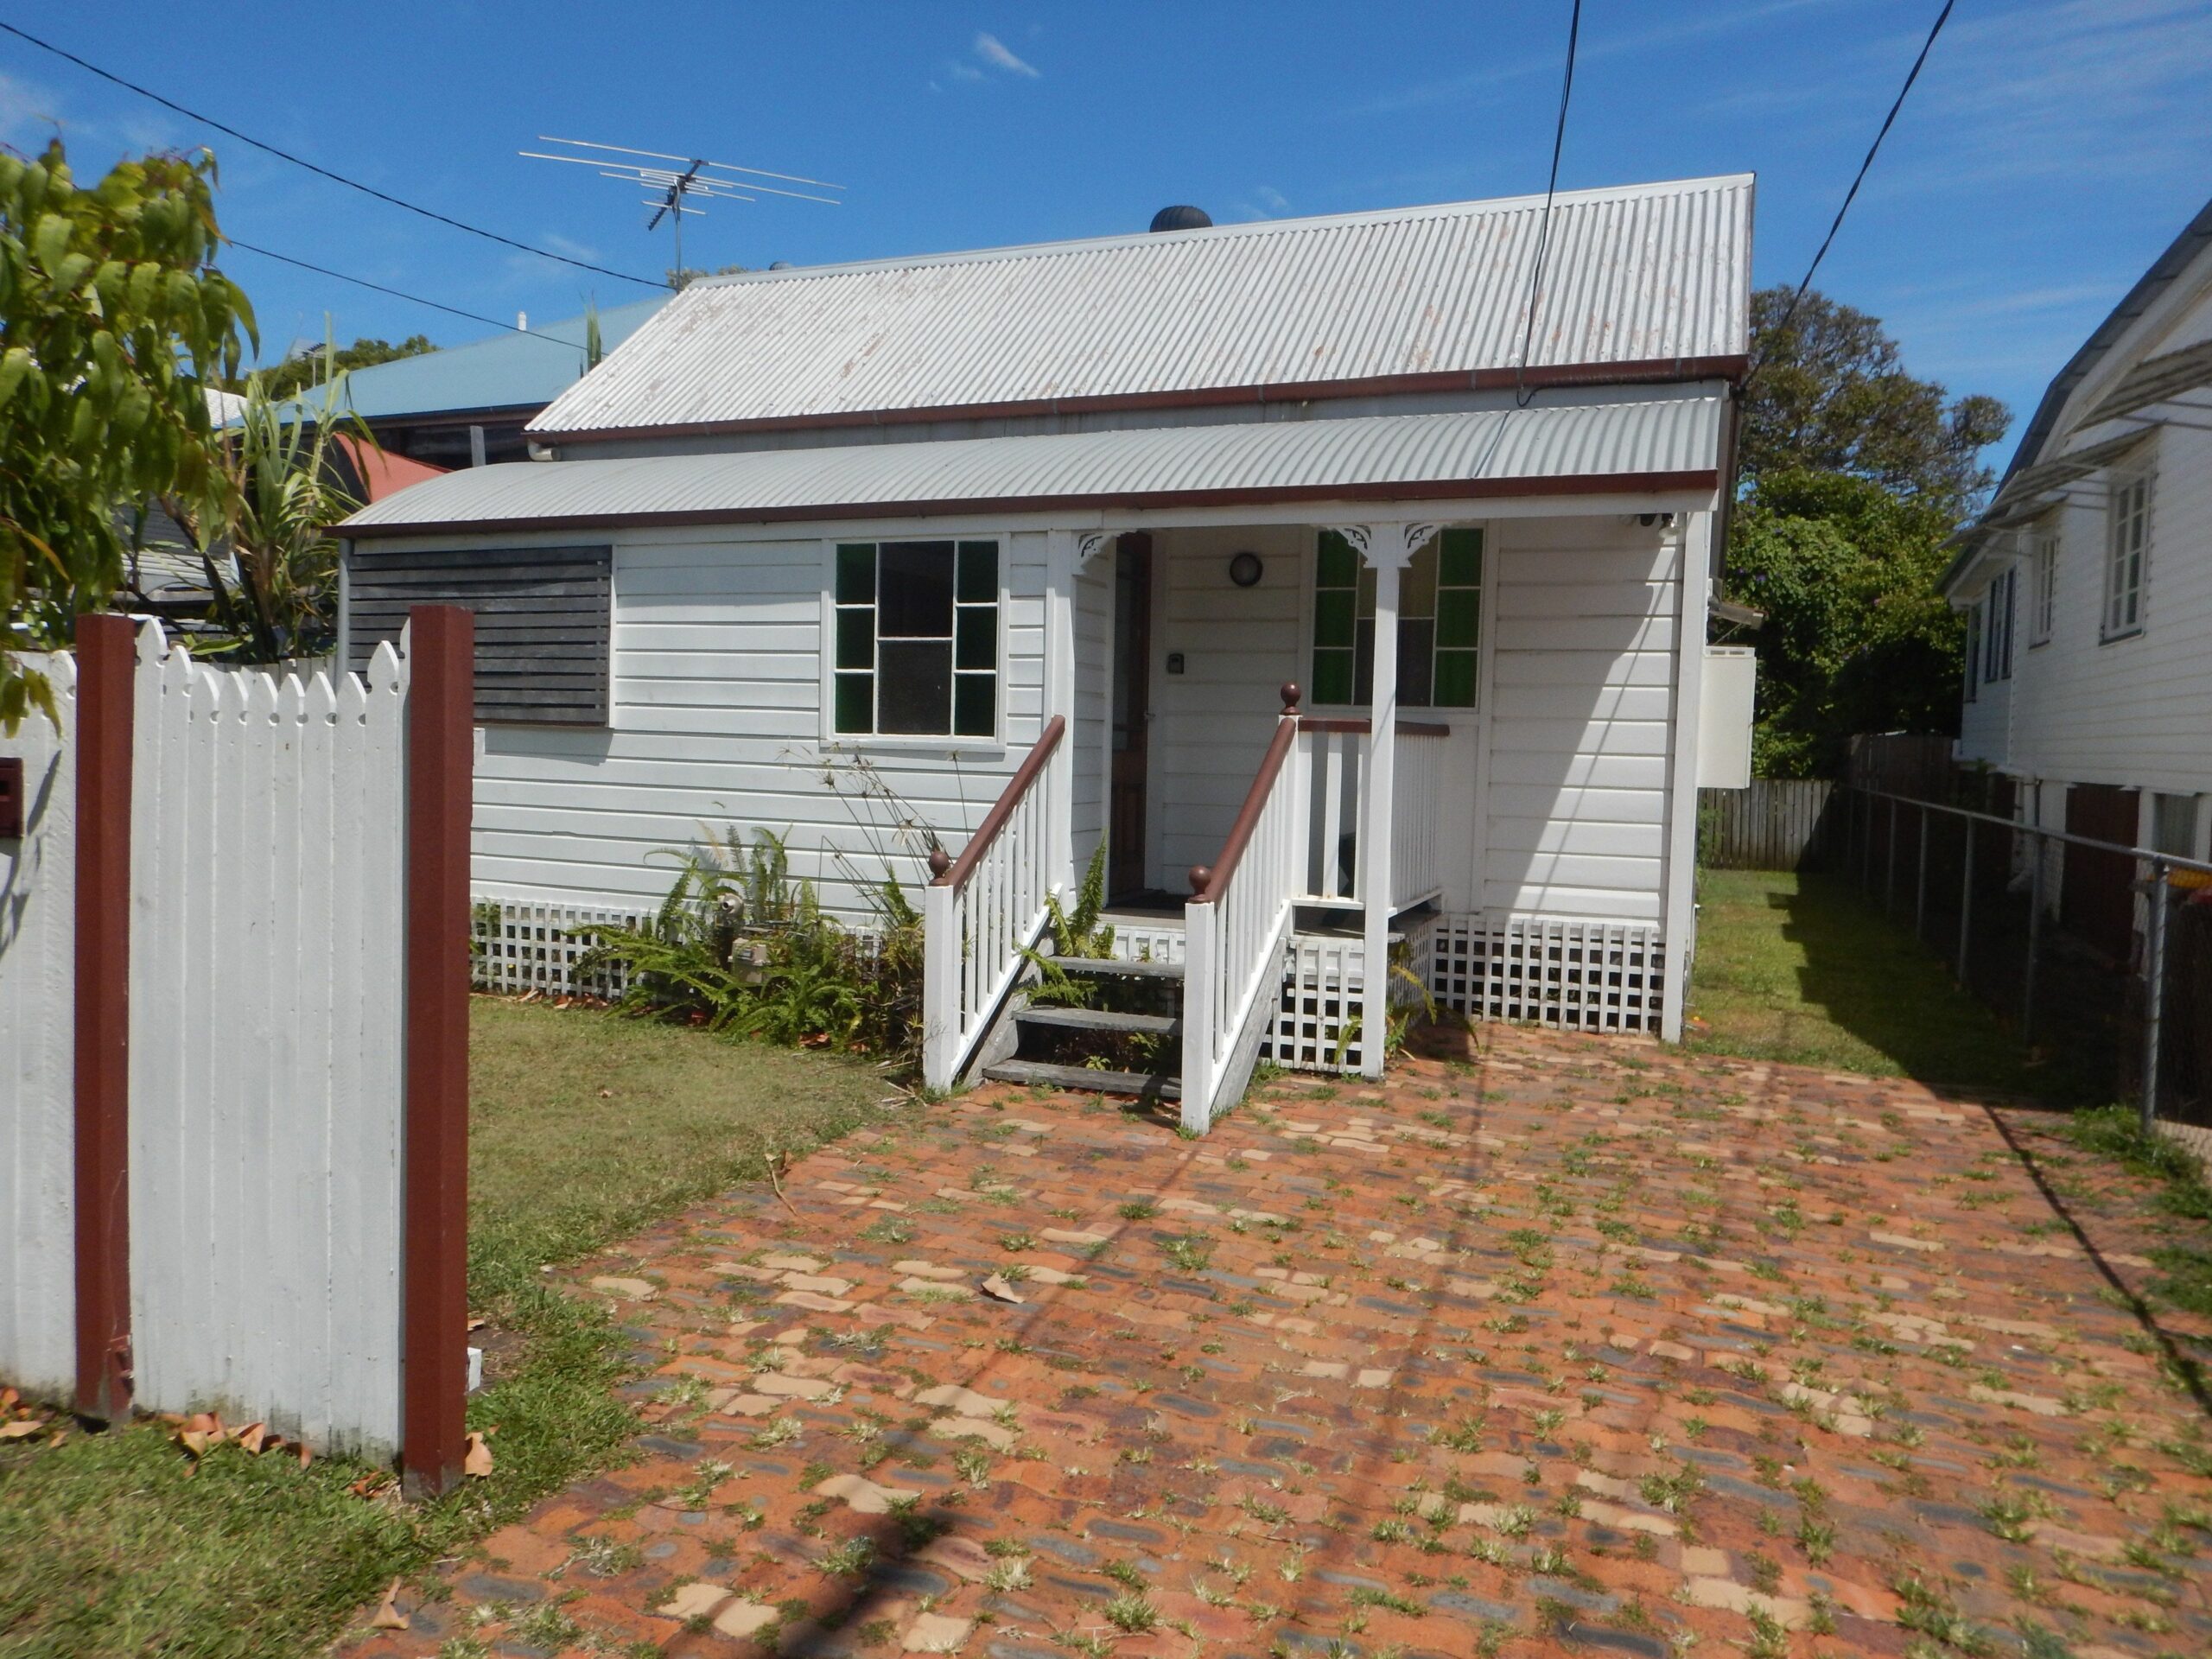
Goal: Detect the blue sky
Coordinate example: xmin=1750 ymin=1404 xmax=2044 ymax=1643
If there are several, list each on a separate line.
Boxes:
xmin=5 ymin=1 xmax=2209 ymax=466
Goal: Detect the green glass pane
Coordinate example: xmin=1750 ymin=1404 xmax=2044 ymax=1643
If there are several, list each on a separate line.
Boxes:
xmin=835 ymin=607 xmax=874 ymax=670
xmin=834 ymin=671 xmax=873 ymax=734
xmin=1316 ymin=531 xmax=1357 ymax=589
xmin=1400 ymin=539 xmax=1437 ymax=620
xmin=836 ymin=543 xmax=876 ymax=605
xmin=956 ymin=606 xmax=995 ymax=670
xmin=1313 ymin=588 xmax=1355 ymax=650
xmin=1440 ymin=527 xmax=1483 ymax=588
xmin=1436 ymin=588 xmax=1480 ymax=648
xmin=1433 ymin=649 xmax=1478 ymax=708
xmin=1313 ymin=648 xmax=1353 ymax=707
xmin=953 ymin=673 xmax=995 ymax=736
xmin=957 ymin=540 xmax=999 ymax=603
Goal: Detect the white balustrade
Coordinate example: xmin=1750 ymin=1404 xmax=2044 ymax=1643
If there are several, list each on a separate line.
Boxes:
xmin=1182 ymin=710 xmax=1306 ymax=1131
xmin=1295 ymin=721 xmax=1447 ymax=911
xmin=1390 ymin=728 xmax=1446 ymax=909
xmin=922 ymin=717 xmax=1065 ymax=1090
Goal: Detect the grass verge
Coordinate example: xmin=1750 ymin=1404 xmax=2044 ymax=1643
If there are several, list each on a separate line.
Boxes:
xmin=0 ymin=997 xmax=889 ymax=1659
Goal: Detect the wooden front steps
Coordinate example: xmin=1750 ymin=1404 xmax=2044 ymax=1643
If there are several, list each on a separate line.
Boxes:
xmin=980 ymin=954 xmax=1185 ymax=1099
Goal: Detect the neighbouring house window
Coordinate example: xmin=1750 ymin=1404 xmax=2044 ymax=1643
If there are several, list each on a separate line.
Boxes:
xmin=2030 ymin=529 xmax=2057 ymax=644
xmin=2151 ymin=792 xmax=2200 ymax=859
xmin=1310 ymin=527 xmax=1481 ymax=709
xmin=1963 ymin=603 xmax=1981 ymax=703
xmin=2103 ymin=465 xmax=2152 ymax=639
xmin=1984 ymin=569 xmax=2014 ymax=683
xmin=832 ymin=539 xmax=999 ymax=737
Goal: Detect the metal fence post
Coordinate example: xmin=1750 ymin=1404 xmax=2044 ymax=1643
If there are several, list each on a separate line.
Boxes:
xmin=1916 ymin=804 xmax=1929 ymax=940
xmin=1957 ymin=818 xmax=1975 ymax=985
xmin=2141 ymin=856 xmax=2168 ymax=1135
xmin=1885 ymin=797 xmax=1897 ymax=917
xmin=2023 ymin=828 xmax=2043 ymax=1046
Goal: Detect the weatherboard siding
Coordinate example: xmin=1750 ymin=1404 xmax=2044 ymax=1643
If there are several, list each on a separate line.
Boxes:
xmin=1482 ymin=518 xmax=1681 ymax=923
xmin=455 ymin=526 xmax=1049 ymax=918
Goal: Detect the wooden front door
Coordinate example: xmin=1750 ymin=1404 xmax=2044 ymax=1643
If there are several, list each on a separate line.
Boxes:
xmin=1108 ymin=534 xmax=1154 ymax=899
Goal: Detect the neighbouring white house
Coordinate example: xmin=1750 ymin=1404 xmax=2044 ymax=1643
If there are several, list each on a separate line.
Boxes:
xmin=1942 ymin=194 xmax=2212 ymax=960
xmin=338 ymin=178 xmax=1758 ymax=1127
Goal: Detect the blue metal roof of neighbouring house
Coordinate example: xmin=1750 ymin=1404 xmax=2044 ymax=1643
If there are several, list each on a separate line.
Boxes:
xmin=298 ymin=294 xmax=672 ymax=422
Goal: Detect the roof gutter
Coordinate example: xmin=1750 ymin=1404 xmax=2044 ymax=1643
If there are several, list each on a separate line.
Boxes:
xmin=345 ymin=466 xmax=1719 ymax=541
xmin=527 ymin=355 xmax=1751 ymax=448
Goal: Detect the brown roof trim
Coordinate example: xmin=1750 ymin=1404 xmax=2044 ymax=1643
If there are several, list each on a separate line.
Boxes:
xmin=346 ymin=467 xmax=1720 ymax=540
xmin=530 ymin=355 xmax=1751 ymax=447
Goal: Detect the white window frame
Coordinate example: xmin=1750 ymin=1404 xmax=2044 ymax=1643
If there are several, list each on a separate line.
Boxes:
xmin=817 ymin=536 xmax=1008 ymax=750
xmin=1962 ymin=602 xmax=1981 ymax=704
xmin=1984 ymin=568 xmax=2014 ymax=683
xmin=2101 ymin=461 xmax=2152 ymax=642
xmin=2028 ymin=526 xmax=2056 ymax=645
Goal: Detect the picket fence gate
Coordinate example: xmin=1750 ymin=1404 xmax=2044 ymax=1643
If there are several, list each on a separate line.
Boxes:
xmin=0 ymin=612 xmax=473 ymax=1485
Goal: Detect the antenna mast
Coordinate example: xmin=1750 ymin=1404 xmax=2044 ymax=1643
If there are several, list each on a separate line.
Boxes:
xmin=520 ymin=136 xmax=843 ymax=288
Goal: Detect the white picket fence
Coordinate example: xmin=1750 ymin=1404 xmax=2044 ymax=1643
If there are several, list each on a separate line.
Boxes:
xmin=0 ymin=655 xmax=79 ymax=1402
xmin=0 ymin=626 xmax=414 ymax=1453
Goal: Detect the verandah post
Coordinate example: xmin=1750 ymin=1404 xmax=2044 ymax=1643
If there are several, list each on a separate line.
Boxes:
xmin=1347 ymin=524 xmax=1415 ymax=1083
xmin=402 ymin=606 xmax=474 ymax=1497
xmin=73 ymin=613 xmax=135 ymax=1423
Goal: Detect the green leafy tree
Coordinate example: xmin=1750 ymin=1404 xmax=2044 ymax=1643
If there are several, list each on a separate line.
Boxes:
xmin=239 ymin=333 xmax=433 ymax=402
xmin=1725 ymin=289 xmax=2012 ymax=776
xmin=0 ymin=139 xmax=253 ymax=728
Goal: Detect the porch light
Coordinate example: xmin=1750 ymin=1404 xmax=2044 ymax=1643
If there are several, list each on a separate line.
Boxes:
xmin=1228 ymin=550 xmax=1264 ymax=588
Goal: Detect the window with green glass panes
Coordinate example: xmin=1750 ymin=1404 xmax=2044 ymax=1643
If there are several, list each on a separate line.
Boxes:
xmin=1310 ymin=527 xmax=1480 ymax=708
xmin=832 ymin=538 xmax=999 ymax=736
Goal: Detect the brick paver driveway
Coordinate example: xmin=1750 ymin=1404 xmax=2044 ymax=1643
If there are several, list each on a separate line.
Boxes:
xmin=353 ymin=1027 xmax=2212 ymax=1659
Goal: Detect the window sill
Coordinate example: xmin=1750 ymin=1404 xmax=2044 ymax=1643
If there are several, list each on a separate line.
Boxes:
xmin=2098 ymin=627 xmax=2145 ymax=645
xmin=2027 ymin=636 xmax=2051 ymax=649
xmin=823 ymin=735 xmax=1010 ymax=758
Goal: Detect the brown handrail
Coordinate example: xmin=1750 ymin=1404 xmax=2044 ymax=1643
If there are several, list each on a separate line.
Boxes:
xmin=1190 ymin=685 xmax=1303 ymax=905
xmin=928 ymin=715 xmax=1065 ymax=889
xmin=1298 ymin=715 xmax=1452 ymax=738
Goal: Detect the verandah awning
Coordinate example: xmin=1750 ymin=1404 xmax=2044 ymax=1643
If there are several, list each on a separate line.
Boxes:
xmin=340 ymin=392 xmax=1724 ymax=539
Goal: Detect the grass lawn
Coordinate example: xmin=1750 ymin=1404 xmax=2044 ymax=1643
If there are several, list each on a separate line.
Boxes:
xmin=1686 ymin=868 xmax=2044 ymax=1093
xmin=0 ymin=998 xmax=889 ymax=1659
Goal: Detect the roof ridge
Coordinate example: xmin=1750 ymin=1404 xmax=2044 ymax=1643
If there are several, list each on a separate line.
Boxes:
xmin=686 ymin=173 xmax=1756 ymax=291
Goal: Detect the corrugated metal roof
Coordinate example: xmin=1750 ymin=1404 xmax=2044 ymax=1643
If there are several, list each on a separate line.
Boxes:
xmin=296 ymin=295 xmax=671 ymax=422
xmin=346 ymin=391 xmax=1724 ymax=536
xmin=530 ymin=176 xmax=1752 ymax=437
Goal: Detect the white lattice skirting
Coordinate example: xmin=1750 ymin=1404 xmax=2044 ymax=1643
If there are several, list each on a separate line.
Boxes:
xmin=473 ymin=899 xmax=649 ymax=998
xmin=1429 ymin=914 xmax=1665 ymax=1034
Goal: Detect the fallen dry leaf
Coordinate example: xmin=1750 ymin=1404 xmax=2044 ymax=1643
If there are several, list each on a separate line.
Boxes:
xmin=1 ymin=1420 xmax=44 ymax=1440
xmin=348 ymin=1471 xmax=393 ymax=1498
xmin=0 ymin=1387 xmax=16 ymax=1413
xmin=463 ymin=1430 xmax=494 ymax=1478
xmin=369 ymin=1580 xmax=409 ymax=1631
xmin=297 ymin=1440 xmax=312 ymax=1470
xmin=980 ymin=1274 xmax=1027 ymax=1305
xmin=466 ymin=1316 xmax=486 ymax=1332
xmin=235 ymin=1421 xmax=267 ymax=1455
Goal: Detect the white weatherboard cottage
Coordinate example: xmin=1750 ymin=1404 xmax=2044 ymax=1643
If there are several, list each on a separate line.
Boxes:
xmin=340 ymin=176 xmax=1758 ymax=1128
xmin=1943 ymin=193 xmax=2212 ymax=884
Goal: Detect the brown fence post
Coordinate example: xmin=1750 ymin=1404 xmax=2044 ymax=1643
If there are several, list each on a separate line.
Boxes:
xmin=73 ymin=613 xmax=135 ymax=1422
xmin=402 ymin=606 xmax=474 ymax=1496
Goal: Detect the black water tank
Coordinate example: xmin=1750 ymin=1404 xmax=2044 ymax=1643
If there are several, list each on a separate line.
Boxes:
xmin=1149 ymin=205 xmax=1212 ymax=232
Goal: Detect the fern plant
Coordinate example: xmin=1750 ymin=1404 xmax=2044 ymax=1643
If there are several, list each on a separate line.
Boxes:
xmin=1020 ymin=847 xmax=1116 ymax=1007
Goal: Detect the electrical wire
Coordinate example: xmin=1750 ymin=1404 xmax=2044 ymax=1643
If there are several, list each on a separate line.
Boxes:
xmin=1757 ymin=0 xmax=1957 ymax=372
xmin=0 ymin=19 xmax=664 ymax=290
xmin=224 ymin=238 xmax=588 ymax=349
xmin=1513 ymin=0 xmax=1582 ymax=409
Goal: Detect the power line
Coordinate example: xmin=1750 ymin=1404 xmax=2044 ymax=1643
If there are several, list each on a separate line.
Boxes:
xmin=224 ymin=238 xmax=588 ymax=350
xmin=1513 ymin=0 xmax=1582 ymax=409
xmin=1759 ymin=0 xmax=1957 ymax=367
xmin=0 ymin=19 xmax=664 ymax=290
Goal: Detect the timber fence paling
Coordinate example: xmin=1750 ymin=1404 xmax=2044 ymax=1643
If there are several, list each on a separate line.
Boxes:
xmin=1697 ymin=779 xmax=1835 ymax=871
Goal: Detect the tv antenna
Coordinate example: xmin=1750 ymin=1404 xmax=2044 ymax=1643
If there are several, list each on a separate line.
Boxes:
xmin=519 ymin=136 xmax=843 ymax=287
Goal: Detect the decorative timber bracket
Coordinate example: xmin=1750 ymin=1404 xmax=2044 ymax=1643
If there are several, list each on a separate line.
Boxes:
xmin=1325 ymin=521 xmax=1436 ymax=570
xmin=1076 ymin=531 xmax=1121 ymax=568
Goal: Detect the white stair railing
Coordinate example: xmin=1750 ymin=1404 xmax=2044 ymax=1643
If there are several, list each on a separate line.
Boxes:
xmin=1182 ymin=688 xmax=1306 ymax=1132
xmin=922 ymin=715 xmax=1065 ymax=1090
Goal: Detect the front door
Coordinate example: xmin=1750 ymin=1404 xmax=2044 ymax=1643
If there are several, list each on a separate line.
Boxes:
xmin=1109 ymin=533 xmax=1154 ymax=899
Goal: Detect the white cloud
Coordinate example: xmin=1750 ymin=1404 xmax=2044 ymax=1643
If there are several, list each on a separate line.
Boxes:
xmin=947 ymin=60 xmax=984 ymax=83
xmin=1256 ymin=186 xmax=1289 ymax=213
xmin=974 ymin=32 xmax=1040 ymax=78
xmin=0 ymin=68 xmax=63 ymax=148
